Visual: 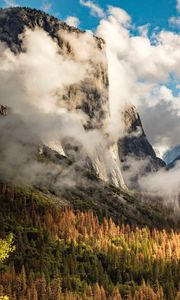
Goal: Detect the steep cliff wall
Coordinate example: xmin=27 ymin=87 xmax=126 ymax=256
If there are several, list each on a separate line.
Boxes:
xmin=118 ymin=105 xmax=166 ymax=187
xmin=0 ymin=7 xmax=125 ymax=187
xmin=0 ymin=7 xmax=108 ymax=129
xmin=118 ymin=105 xmax=165 ymax=169
xmin=0 ymin=7 xmax=165 ymax=189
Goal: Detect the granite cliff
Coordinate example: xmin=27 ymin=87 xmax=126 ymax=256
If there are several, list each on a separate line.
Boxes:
xmin=0 ymin=7 xmax=165 ymax=189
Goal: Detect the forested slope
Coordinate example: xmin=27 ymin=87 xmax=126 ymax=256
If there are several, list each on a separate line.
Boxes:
xmin=0 ymin=184 xmax=179 ymax=300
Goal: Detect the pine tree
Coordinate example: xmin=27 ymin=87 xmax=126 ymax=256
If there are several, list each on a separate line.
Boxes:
xmin=21 ymin=265 xmax=27 ymax=295
xmin=51 ymin=277 xmax=62 ymax=300
xmin=111 ymin=287 xmax=123 ymax=300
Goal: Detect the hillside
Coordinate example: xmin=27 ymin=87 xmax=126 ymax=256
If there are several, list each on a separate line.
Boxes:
xmin=0 ymin=184 xmax=180 ymax=300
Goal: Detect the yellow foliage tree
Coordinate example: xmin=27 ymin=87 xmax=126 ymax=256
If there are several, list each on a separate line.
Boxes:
xmin=0 ymin=234 xmax=15 ymax=300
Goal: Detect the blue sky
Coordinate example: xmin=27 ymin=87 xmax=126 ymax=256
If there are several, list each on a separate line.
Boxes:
xmin=0 ymin=0 xmax=179 ymax=33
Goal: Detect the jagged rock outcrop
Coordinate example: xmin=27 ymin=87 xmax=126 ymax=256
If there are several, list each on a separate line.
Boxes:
xmin=118 ymin=105 xmax=165 ymax=169
xmin=118 ymin=106 xmax=165 ymax=187
xmin=0 ymin=104 xmax=7 ymax=116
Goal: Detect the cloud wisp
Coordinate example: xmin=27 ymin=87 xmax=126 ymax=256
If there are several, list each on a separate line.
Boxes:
xmin=41 ymin=1 xmax=52 ymax=13
xmin=3 ymin=0 xmax=18 ymax=7
xmin=80 ymin=0 xmax=105 ymax=18
xmin=169 ymin=16 xmax=180 ymax=29
xmin=65 ymin=16 xmax=80 ymax=27
xmin=169 ymin=0 xmax=180 ymax=29
xmin=177 ymin=0 xmax=180 ymax=12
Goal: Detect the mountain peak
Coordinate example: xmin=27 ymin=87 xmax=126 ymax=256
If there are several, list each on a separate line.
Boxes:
xmin=0 ymin=6 xmax=80 ymax=53
xmin=0 ymin=7 xmax=105 ymax=54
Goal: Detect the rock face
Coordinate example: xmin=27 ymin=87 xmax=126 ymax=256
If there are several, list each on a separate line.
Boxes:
xmin=118 ymin=106 xmax=165 ymax=187
xmin=0 ymin=104 xmax=7 ymax=116
xmin=118 ymin=106 xmax=165 ymax=169
xmin=0 ymin=7 xmax=108 ymax=130
xmin=0 ymin=7 xmax=125 ymax=188
xmin=0 ymin=7 xmax=164 ymax=189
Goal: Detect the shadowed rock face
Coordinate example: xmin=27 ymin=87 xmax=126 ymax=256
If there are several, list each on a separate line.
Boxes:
xmin=119 ymin=106 xmax=165 ymax=168
xmin=0 ymin=7 xmax=165 ymax=189
xmin=118 ymin=106 xmax=166 ymax=187
xmin=0 ymin=7 xmax=83 ymax=53
xmin=0 ymin=104 xmax=7 ymax=116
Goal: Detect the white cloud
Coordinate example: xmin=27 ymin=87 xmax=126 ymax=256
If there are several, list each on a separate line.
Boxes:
xmin=139 ymin=163 xmax=180 ymax=207
xmin=169 ymin=0 xmax=180 ymax=29
xmin=177 ymin=0 xmax=180 ymax=12
xmin=41 ymin=1 xmax=52 ymax=13
xmin=169 ymin=16 xmax=180 ymax=28
xmin=108 ymin=6 xmax=131 ymax=26
xmin=96 ymin=6 xmax=180 ymax=151
xmin=80 ymin=0 xmax=105 ymax=18
xmin=0 ymin=27 xmax=102 ymax=187
xmin=3 ymin=0 xmax=18 ymax=7
xmin=138 ymin=24 xmax=150 ymax=37
xmin=65 ymin=16 xmax=80 ymax=27
xmin=139 ymin=86 xmax=180 ymax=151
